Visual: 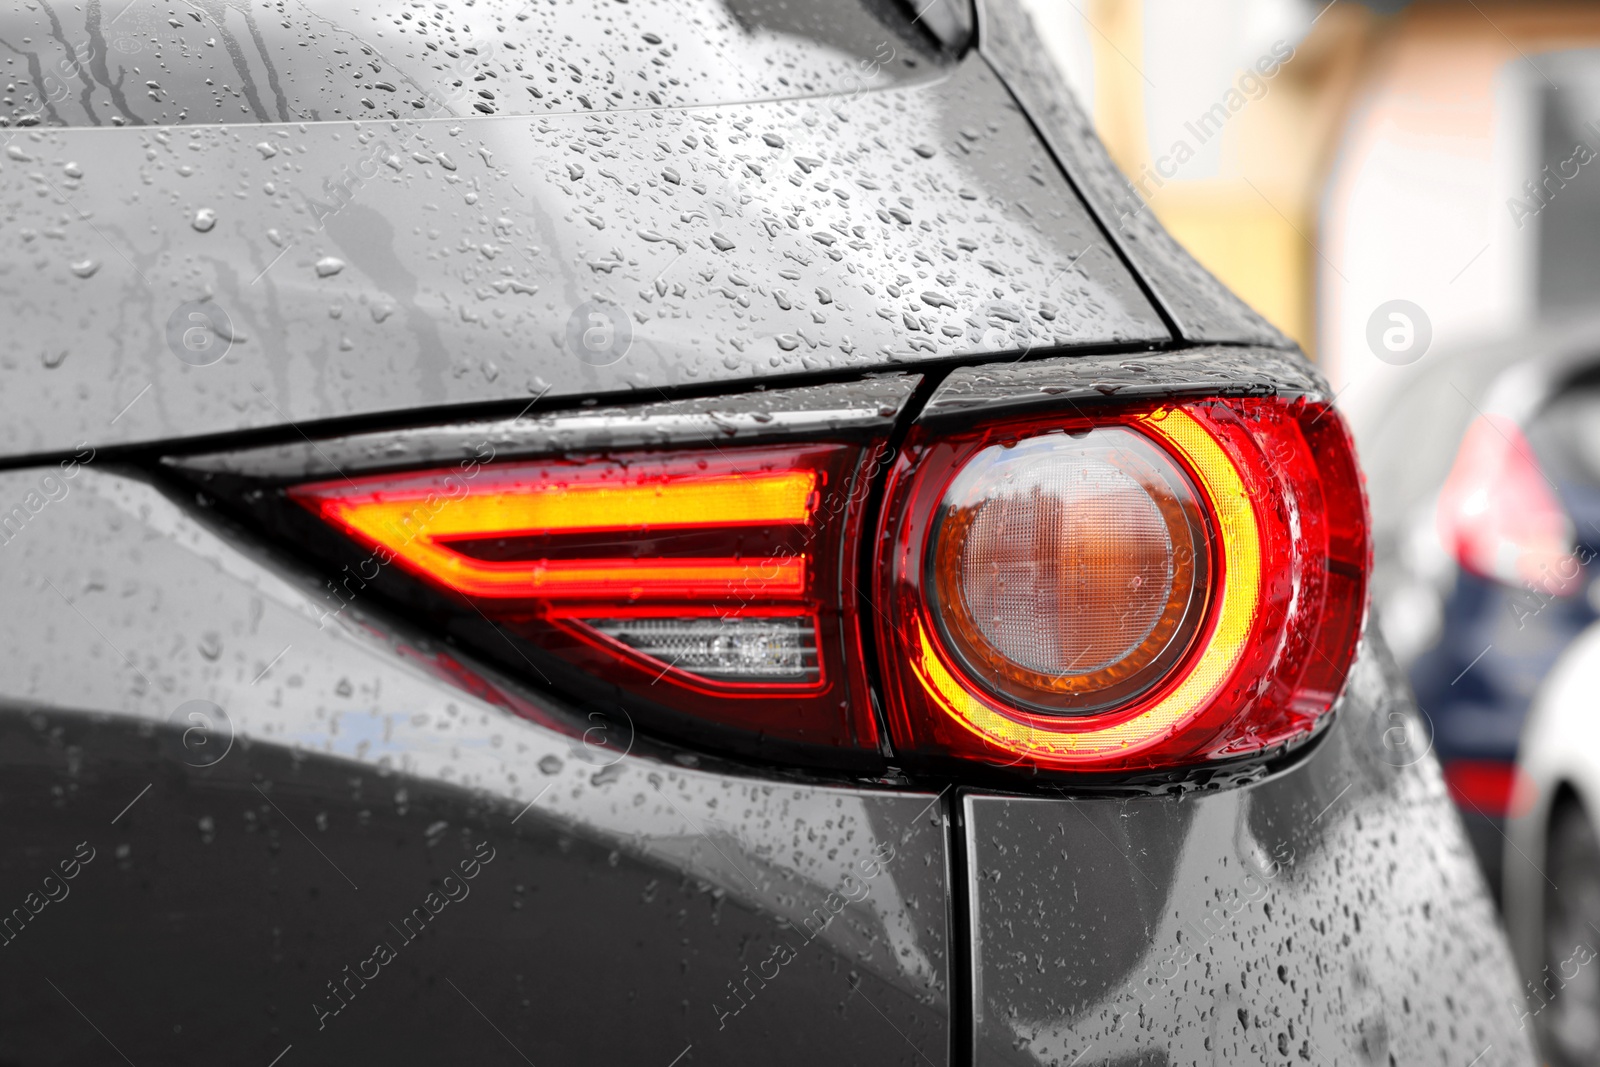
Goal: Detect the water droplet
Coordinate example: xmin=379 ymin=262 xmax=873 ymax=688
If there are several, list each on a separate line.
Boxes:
xmin=315 ymin=256 xmax=346 ymax=278
xmin=69 ymin=258 xmax=100 ymax=279
xmin=41 ymin=349 xmax=67 ymax=369
xmin=775 ymin=334 xmax=800 ymax=351
xmin=191 ymin=208 xmax=217 ymax=233
xmin=63 ymin=161 xmax=83 ymax=178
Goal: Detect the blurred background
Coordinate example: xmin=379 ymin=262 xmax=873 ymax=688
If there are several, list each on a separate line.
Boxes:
xmin=1013 ymin=0 xmax=1600 ymax=1019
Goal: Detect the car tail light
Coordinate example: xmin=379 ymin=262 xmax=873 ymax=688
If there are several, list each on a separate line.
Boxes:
xmin=289 ymin=443 xmax=883 ymax=759
xmin=1444 ymin=758 xmax=1534 ymax=819
xmin=239 ymin=373 xmax=1366 ymax=779
xmin=874 ymin=397 xmax=1370 ymax=774
xmin=1437 ymin=414 xmax=1578 ymax=595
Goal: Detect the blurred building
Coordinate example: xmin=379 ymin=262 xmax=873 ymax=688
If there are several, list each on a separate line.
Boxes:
xmin=1017 ymin=0 xmax=1373 ymax=357
xmin=1321 ymin=4 xmax=1600 ymax=439
xmin=1019 ymin=0 xmax=1600 ymax=439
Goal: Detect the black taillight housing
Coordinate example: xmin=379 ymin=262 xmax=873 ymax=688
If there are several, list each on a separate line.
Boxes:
xmin=286 ymin=442 xmax=884 ymax=756
xmin=874 ymin=394 xmax=1369 ymax=774
xmin=165 ymin=357 xmax=1370 ymax=779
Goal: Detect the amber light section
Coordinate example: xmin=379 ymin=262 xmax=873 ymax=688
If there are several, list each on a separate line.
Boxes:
xmin=929 ymin=430 xmax=1209 ymax=714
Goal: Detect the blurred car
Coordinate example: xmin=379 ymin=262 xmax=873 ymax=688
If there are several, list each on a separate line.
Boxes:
xmin=1365 ymin=316 xmax=1600 ymax=902
xmin=1507 ymin=611 xmax=1600 ymax=1067
xmin=0 ymin=0 xmax=1533 ymax=1064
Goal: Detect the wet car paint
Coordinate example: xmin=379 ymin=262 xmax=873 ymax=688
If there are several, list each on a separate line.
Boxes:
xmin=0 ymin=466 xmax=951 ymax=1064
xmin=899 ymin=343 xmax=1534 ymax=1060
xmin=0 ymin=0 xmax=1537 ymax=1062
xmin=167 ymin=376 xmax=924 ymax=481
xmin=0 ymin=55 xmax=1166 ymax=459
xmin=0 ymin=0 xmax=951 ymax=127
xmin=965 ymin=642 xmax=1528 ymax=1064
xmin=918 ymin=344 xmax=1321 ymax=419
xmin=0 ymin=452 xmax=1536 ymax=1066
xmin=0 ymin=711 xmax=950 ymax=1065
xmin=978 ymin=0 xmax=1290 ymax=349
xmin=160 ymin=374 xmax=927 ymax=769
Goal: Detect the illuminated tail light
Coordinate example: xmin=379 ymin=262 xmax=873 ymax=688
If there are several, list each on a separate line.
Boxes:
xmin=272 ymin=388 xmax=1367 ymax=777
xmin=289 ymin=444 xmax=882 ymax=758
xmin=874 ymin=397 xmax=1370 ymax=773
xmin=1436 ymin=414 xmax=1578 ymax=595
xmin=927 ymin=426 xmax=1214 ymax=714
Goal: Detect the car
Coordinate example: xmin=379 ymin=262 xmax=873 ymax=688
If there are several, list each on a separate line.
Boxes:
xmin=0 ymin=0 xmax=1532 ymax=1064
xmin=1508 ymin=607 xmax=1600 ymax=1067
xmin=1362 ymin=316 xmax=1600 ymax=904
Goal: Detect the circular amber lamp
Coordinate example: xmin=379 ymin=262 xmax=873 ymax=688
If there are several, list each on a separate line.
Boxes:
xmin=927 ymin=429 xmax=1212 ymax=715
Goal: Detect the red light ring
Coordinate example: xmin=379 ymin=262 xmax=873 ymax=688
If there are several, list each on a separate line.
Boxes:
xmin=876 ymin=395 xmax=1369 ymax=774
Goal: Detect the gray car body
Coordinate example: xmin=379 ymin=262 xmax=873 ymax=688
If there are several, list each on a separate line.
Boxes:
xmin=0 ymin=0 xmax=1532 ymax=1063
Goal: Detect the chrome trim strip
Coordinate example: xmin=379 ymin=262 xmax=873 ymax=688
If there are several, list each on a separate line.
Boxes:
xmin=168 ymin=375 xmax=922 ymax=480
xmin=920 ymin=347 xmax=1326 ymax=422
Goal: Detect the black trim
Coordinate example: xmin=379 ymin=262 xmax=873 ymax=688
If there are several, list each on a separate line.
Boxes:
xmin=853 ymin=372 xmax=944 ymax=759
xmin=946 ymin=788 xmax=976 ymax=1067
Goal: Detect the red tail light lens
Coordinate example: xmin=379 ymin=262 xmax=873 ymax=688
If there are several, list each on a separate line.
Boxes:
xmin=295 ymin=466 xmax=816 ymax=601
xmin=275 ymin=386 xmax=1366 ymax=777
xmin=289 ymin=444 xmax=882 ymax=758
xmin=875 ymin=397 xmax=1370 ymax=774
xmin=1437 ymin=414 xmax=1578 ymax=595
xmin=1443 ymin=758 xmax=1534 ymax=819
xmin=928 ymin=427 xmax=1213 ymax=713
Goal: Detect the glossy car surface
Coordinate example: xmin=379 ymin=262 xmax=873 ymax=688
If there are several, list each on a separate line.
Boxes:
xmin=0 ymin=0 xmax=1532 ymax=1064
